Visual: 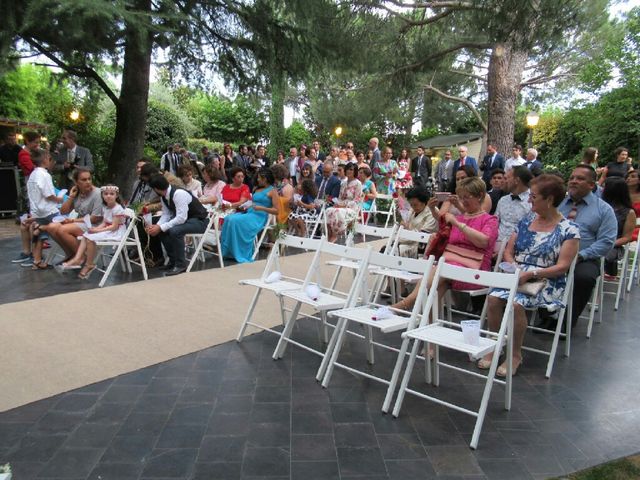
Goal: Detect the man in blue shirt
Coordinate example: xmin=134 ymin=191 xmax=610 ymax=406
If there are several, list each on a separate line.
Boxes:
xmin=559 ymin=165 xmax=617 ymax=329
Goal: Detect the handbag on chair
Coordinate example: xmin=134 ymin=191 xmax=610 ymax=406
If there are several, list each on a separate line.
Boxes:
xmin=442 ymin=244 xmax=484 ymax=270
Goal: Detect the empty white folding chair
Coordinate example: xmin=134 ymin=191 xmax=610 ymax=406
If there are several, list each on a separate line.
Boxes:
xmin=236 ymin=235 xmax=324 ymax=342
xmin=328 ymin=223 xmax=398 ymax=291
xmin=318 ymin=252 xmax=436 ymax=413
xmin=95 ymin=209 xmax=148 ymax=288
xmin=372 ymin=193 xmax=397 ymax=228
xmin=601 ymin=243 xmax=630 ymax=311
xmin=186 ymin=210 xmax=224 ymax=271
xmin=252 ymin=214 xmax=276 ymax=260
xmin=272 ymin=243 xmax=373 ymax=360
xmin=523 ymin=256 xmax=577 ymax=378
xmin=626 ymin=219 xmax=640 ymax=293
xmin=369 ymin=227 xmax=431 ymax=303
xmin=391 ymin=262 xmax=521 ymax=449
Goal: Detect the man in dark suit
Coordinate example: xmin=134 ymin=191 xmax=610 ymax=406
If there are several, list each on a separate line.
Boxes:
xmin=312 ymin=141 xmax=326 ymax=161
xmin=315 ymin=162 xmax=341 ymax=200
xmin=56 ymin=129 xmax=94 ymax=188
xmin=524 ymin=148 xmax=543 ymax=171
xmin=480 ymin=143 xmax=505 ymax=187
xmin=449 ymin=146 xmax=478 ymax=190
xmin=411 ymin=146 xmax=432 ymax=187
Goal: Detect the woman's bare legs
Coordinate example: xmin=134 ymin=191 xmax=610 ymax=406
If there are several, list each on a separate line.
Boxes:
xmin=481 ymin=296 xmax=526 ymax=372
xmin=64 ymin=237 xmax=87 ymax=267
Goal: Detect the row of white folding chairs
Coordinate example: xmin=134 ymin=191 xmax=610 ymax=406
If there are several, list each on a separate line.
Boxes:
xmin=235 ymin=234 xmax=523 ymax=449
xmin=360 ymin=193 xmax=397 ymax=228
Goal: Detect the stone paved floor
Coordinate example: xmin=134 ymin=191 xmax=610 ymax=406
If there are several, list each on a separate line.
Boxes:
xmin=1 ymin=233 xmax=639 ymax=479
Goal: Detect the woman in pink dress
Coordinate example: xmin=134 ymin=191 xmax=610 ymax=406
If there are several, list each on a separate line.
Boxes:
xmin=199 ymin=164 xmax=226 ymax=207
xmin=391 ymin=177 xmax=498 ymax=311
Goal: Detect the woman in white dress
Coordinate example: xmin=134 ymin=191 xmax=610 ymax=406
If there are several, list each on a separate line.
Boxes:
xmin=61 ymin=185 xmax=127 ymax=279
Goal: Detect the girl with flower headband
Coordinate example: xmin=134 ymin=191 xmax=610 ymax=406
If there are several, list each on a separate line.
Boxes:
xmin=60 ymin=184 xmax=127 ymax=279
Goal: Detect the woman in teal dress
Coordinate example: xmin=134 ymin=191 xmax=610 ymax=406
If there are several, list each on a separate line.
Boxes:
xmin=373 ymin=146 xmax=398 ymax=194
xmin=221 ymin=168 xmax=280 ymax=263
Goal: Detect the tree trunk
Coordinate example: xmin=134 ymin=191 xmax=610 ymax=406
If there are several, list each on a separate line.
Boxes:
xmin=107 ymin=0 xmax=153 ymax=199
xmin=486 ymin=43 xmax=528 ymax=157
xmin=268 ymin=69 xmax=286 ymax=159
xmin=404 ymin=95 xmax=417 ymax=137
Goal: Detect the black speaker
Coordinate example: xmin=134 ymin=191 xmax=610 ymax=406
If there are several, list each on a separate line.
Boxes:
xmin=0 ymin=166 xmax=19 ymax=213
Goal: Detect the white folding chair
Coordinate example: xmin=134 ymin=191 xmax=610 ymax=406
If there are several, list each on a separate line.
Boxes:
xmin=369 ymin=227 xmax=432 ymax=303
xmin=319 ymin=252 xmax=436 ymax=414
xmin=272 ymin=242 xmax=373 ymax=360
xmin=523 ymin=256 xmax=577 ymax=378
xmin=305 ymin=201 xmax=326 ymax=238
xmin=584 ymin=268 xmax=602 ymax=339
xmin=252 ymin=214 xmax=276 ymax=260
xmin=186 ymin=210 xmax=224 ymax=271
xmin=95 ymin=209 xmax=148 ymax=288
xmin=626 ymin=219 xmax=640 ymax=293
xmin=236 ymin=235 xmax=324 ymax=342
xmin=328 ymin=223 xmax=398 ymax=290
xmin=391 ymin=262 xmax=521 ymax=449
xmin=373 ymin=193 xmax=397 ymax=228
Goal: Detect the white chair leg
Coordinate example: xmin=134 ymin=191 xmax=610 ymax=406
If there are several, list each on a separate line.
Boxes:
xmin=320 ymin=317 xmax=350 ymax=387
xmin=381 ymin=335 xmax=411 ymax=413
xmin=273 ymin=301 xmax=302 ymax=359
xmin=364 ymin=325 xmax=375 ymax=365
xmin=392 ymin=338 xmax=422 ymax=417
xmin=236 ymin=289 xmax=262 ymax=342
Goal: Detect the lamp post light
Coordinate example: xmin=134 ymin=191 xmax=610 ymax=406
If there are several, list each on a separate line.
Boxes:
xmin=69 ymin=110 xmax=80 ymax=121
xmin=334 ymin=126 xmax=343 ymax=137
xmin=526 ymin=111 xmax=539 ymax=148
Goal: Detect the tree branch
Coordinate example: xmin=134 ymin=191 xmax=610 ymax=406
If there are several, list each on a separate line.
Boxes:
xmin=447 ymin=68 xmax=487 ymax=83
xmin=519 ymin=72 xmax=577 ymax=88
xmin=382 ymin=0 xmax=477 ymax=9
xmin=394 ymin=42 xmax=492 ymax=75
xmin=22 ymin=37 xmax=121 ymax=107
xmin=422 ymin=83 xmax=487 ymax=132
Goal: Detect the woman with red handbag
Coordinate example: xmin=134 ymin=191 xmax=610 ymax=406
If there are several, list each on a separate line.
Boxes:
xmin=391 ymin=177 xmax=498 ymax=333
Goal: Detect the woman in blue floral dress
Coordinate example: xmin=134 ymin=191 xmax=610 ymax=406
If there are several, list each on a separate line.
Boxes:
xmin=373 ymin=147 xmax=398 ymax=194
xmin=480 ymin=175 xmax=580 ymax=377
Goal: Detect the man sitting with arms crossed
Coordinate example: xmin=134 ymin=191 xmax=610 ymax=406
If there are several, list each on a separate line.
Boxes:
xmin=146 ymin=174 xmax=208 ymax=276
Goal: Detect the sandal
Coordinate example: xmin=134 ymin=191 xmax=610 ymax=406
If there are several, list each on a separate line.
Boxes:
xmin=31 ymin=261 xmax=51 ymax=270
xmin=78 ymin=264 xmax=97 ymax=280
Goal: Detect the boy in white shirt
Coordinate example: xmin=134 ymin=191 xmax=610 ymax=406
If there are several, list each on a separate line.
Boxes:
xmin=24 ymin=149 xmax=63 ymax=270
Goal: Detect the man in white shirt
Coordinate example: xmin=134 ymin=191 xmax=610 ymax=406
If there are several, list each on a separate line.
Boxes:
xmin=495 ymin=165 xmax=533 ymax=242
xmin=25 ymin=149 xmax=63 ymax=269
xmin=146 ymin=175 xmax=209 ymax=276
xmin=504 ymin=145 xmax=526 ymax=172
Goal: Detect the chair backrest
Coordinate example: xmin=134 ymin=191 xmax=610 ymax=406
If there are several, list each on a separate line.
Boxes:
xmin=347 ymin=223 xmax=398 ymax=253
xmin=367 ymin=250 xmax=432 ymax=274
xmin=306 ymin=242 xmax=373 ymax=295
xmin=376 ymin=193 xmax=394 ymax=201
xmin=390 ymin=227 xmax=431 ymax=255
xmin=492 ymin=240 xmax=506 ymax=272
xmin=418 ymin=261 xmax=520 ymax=344
xmin=260 ymin=235 xmax=324 ymax=281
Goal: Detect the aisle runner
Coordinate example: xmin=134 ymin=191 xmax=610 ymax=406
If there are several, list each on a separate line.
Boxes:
xmin=0 ymin=246 xmax=367 ymax=412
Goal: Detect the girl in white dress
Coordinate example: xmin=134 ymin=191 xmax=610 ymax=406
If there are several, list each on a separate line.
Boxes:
xmin=62 ymin=185 xmax=127 ymax=279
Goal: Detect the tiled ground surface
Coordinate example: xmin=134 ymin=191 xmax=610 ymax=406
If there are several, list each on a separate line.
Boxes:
xmin=1 ymin=232 xmax=639 ymax=479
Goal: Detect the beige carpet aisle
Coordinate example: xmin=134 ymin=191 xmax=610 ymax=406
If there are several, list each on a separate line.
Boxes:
xmin=0 ymin=243 xmax=381 ymax=412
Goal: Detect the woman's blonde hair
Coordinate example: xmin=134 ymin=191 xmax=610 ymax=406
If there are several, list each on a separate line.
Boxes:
xmin=456 ymin=177 xmax=486 ymax=200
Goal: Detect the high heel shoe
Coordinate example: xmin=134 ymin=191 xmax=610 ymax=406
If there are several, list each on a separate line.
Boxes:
xmin=496 ymin=357 xmax=523 ymax=378
xmin=78 ymin=264 xmax=97 ymax=280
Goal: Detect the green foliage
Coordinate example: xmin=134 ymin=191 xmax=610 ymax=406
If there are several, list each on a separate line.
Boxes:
xmin=284 ymin=121 xmax=311 ymax=149
xmin=145 ymin=101 xmax=190 ymax=155
xmin=188 ymin=93 xmax=268 ymax=144
xmin=186 ymin=138 xmax=225 ymax=155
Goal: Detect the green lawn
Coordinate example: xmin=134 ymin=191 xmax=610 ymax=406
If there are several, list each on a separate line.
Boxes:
xmin=556 ymin=455 xmax=640 ymax=480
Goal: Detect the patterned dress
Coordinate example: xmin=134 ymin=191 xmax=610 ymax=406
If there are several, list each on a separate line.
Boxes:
xmin=490 ymin=215 xmax=580 ymax=308
xmin=373 ymin=160 xmax=398 ymax=194
xmin=288 ymin=193 xmax=319 ymax=222
xmin=326 ymin=179 xmax=363 ymax=237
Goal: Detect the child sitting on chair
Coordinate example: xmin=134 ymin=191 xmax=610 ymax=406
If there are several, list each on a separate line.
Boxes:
xmin=288 ymin=179 xmax=318 ymax=237
xmin=61 ymin=185 xmax=127 ymax=279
